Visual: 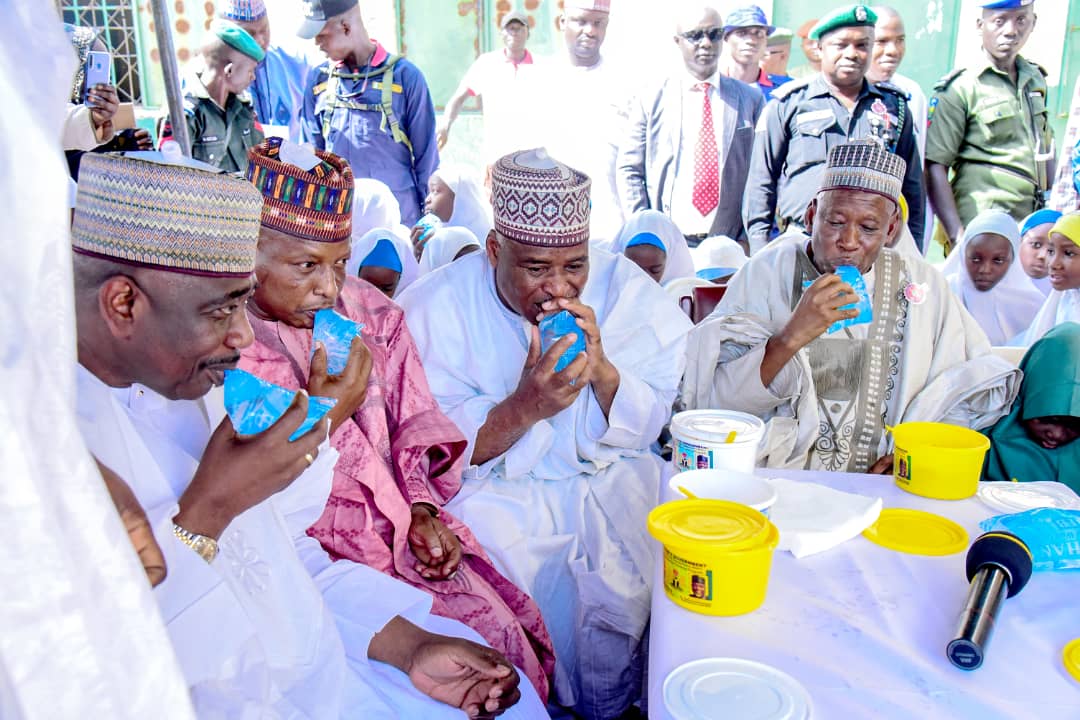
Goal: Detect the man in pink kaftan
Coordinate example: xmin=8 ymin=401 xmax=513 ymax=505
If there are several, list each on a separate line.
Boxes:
xmin=238 ymin=139 xmax=554 ymax=701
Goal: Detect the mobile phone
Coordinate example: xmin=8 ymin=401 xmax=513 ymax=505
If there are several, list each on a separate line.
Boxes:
xmin=84 ymin=50 xmax=111 ymax=106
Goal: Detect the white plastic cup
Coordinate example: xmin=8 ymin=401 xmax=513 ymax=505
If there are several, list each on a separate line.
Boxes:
xmin=670 ymin=409 xmax=765 ymax=474
xmin=668 ymin=468 xmax=778 ymax=516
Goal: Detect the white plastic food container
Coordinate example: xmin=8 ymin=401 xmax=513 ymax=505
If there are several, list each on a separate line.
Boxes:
xmin=671 ymin=409 xmax=765 ymax=474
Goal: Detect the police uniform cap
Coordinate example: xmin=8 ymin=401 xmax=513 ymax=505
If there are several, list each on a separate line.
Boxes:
xmin=978 ymin=0 xmax=1033 ymax=9
xmin=809 ymin=5 xmax=878 ymax=41
xmin=767 ymin=27 xmax=794 ymax=46
xmin=211 ymin=19 xmax=265 ymax=63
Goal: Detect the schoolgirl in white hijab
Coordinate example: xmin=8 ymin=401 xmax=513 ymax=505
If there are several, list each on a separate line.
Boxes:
xmin=418 ymin=226 xmax=481 ymax=276
xmin=609 ymin=209 xmax=696 ymax=284
xmin=346 ymin=226 xmax=420 ymax=299
xmin=941 ymin=209 xmax=1045 ymax=345
xmin=351 ymin=178 xmax=403 ymax=237
xmin=424 ymin=165 xmax=493 ymax=245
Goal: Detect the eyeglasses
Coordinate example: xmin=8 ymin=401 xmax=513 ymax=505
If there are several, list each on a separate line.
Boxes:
xmin=678 ymin=27 xmax=724 ymax=45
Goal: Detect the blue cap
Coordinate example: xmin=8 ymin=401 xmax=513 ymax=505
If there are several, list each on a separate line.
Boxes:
xmin=359 ymin=238 xmax=403 ymax=273
xmin=1020 ymin=209 xmax=1062 ymax=236
xmin=978 ymin=0 xmax=1033 ymax=9
xmin=696 ymin=267 xmax=738 ymax=281
xmin=626 ymin=231 xmax=667 ymax=252
xmin=724 ymin=5 xmax=774 ymax=35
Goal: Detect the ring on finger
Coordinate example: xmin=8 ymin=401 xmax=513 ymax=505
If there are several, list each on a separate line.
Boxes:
xmin=304 ymin=452 xmax=315 ymax=466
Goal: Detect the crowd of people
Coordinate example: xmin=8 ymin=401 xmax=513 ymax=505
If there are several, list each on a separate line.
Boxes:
xmin=15 ymin=0 xmax=1080 ymax=718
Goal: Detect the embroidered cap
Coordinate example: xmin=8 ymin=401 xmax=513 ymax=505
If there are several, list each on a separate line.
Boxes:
xmin=72 ymin=152 xmax=262 ymax=276
xmin=818 ymin=140 xmax=906 ymax=205
xmin=491 ymin=148 xmax=591 ymax=247
xmin=564 ymin=0 xmax=611 ymax=12
xmin=809 ymin=5 xmax=877 ymax=41
xmin=217 ymin=0 xmax=267 ymax=22
xmin=246 ymin=138 xmax=354 ymax=242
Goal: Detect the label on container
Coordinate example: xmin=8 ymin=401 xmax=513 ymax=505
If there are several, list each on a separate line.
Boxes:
xmin=663 ymin=547 xmax=713 ymax=608
xmin=894 ymin=446 xmax=913 ymax=485
xmin=675 ymin=439 xmax=714 ymax=472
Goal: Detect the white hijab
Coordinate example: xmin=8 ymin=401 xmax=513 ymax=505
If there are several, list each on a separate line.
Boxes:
xmin=418 ymin=226 xmax=481 ymax=276
xmin=688 ymin=234 xmax=749 ymax=275
xmin=609 ymin=209 xmax=696 ymax=283
xmin=433 ymin=165 xmax=492 ymax=244
xmin=941 ymin=209 xmax=1045 ymax=345
xmin=352 ymin=178 xmax=402 ymax=238
xmin=346 ymin=226 xmax=420 ymax=297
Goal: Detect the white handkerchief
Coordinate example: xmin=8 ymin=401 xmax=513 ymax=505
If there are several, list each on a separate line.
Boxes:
xmin=765 ymin=477 xmax=883 ymax=558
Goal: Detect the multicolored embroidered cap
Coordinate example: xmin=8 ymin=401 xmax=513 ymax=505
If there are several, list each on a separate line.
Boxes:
xmin=491 ymin=148 xmax=591 ymax=247
xmin=72 ymin=152 xmax=262 ymax=276
xmin=246 ymin=138 xmax=354 ymax=242
xmin=818 ymin=140 xmax=906 ymax=205
xmin=217 ymin=0 xmax=267 ymax=22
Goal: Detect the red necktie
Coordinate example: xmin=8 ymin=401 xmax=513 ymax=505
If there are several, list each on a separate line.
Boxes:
xmin=692 ymin=82 xmax=719 ymax=216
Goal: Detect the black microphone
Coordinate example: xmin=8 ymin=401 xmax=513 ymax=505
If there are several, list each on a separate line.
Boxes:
xmin=947 ymin=531 xmax=1033 ymax=670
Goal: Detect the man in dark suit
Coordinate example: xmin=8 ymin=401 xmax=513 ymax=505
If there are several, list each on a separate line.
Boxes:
xmin=617 ymin=4 xmax=765 ymax=248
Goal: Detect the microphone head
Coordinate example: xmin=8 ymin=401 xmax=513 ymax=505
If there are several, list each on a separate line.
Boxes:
xmin=965 ymin=531 xmax=1033 ymax=598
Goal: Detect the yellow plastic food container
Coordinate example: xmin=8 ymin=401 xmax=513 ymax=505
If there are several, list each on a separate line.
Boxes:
xmin=890 ymin=422 xmax=990 ymax=500
xmin=647 ymin=499 xmax=780 ymax=616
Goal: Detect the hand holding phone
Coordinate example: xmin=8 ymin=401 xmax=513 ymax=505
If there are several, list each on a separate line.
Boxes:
xmin=84 ymin=50 xmax=112 ymax=106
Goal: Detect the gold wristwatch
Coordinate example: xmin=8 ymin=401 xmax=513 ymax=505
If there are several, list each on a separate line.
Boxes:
xmin=173 ymin=523 xmax=219 ymax=564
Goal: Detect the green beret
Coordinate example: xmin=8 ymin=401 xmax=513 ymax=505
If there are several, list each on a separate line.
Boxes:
xmin=809 ymin=4 xmax=877 ymax=41
xmin=767 ymin=27 xmax=794 ymax=46
xmin=211 ymin=19 xmax=265 ymax=63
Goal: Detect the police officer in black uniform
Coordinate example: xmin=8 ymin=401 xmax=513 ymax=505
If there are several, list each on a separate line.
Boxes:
xmin=742 ymin=4 xmax=925 ymax=253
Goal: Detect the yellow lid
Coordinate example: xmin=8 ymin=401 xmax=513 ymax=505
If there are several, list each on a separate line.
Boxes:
xmin=1064 ymin=638 xmax=1080 ymax=684
xmin=862 ymin=508 xmax=969 ymax=556
xmin=648 ymin=499 xmax=773 ymax=552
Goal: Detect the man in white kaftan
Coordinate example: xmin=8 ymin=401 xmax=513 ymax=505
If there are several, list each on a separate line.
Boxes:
xmin=681 ymin=141 xmax=1019 ymax=473
xmin=399 ymin=148 xmax=693 ymax=719
xmin=70 ymin=152 xmax=544 ymax=719
xmin=535 ymin=0 xmax=628 ymax=242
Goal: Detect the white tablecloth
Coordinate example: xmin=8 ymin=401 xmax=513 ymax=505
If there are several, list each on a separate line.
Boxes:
xmin=648 ymin=470 xmax=1080 ymax=719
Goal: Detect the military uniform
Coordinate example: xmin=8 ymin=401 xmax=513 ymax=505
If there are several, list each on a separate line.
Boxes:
xmin=161 ymin=70 xmax=264 ymax=174
xmin=925 ymin=55 xmax=1054 ymax=225
xmin=301 ymin=42 xmax=438 ymax=226
xmin=742 ymin=74 xmax=925 ymax=252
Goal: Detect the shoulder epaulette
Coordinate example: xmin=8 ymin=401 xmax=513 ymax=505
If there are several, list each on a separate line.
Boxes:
xmin=933 ymin=68 xmax=966 ymax=93
xmin=874 ymin=80 xmax=909 ymax=101
xmin=771 ymin=76 xmax=811 ymax=101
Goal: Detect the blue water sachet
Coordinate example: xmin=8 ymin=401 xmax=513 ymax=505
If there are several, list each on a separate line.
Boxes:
xmin=979 ymin=507 xmax=1080 ymax=572
xmin=539 ymin=310 xmax=586 ymax=373
xmin=803 ymin=265 xmax=873 ymax=334
xmin=414 ymin=212 xmax=442 ymax=244
xmin=224 ymin=368 xmax=336 ymax=442
xmin=312 ymin=308 xmax=365 ymax=376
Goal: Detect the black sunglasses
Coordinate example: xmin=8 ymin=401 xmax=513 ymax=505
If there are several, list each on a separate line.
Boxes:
xmin=679 ymin=27 xmax=724 ymax=44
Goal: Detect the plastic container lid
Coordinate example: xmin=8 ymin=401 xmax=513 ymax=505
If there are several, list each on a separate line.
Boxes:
xmin=663 ymin=657 xmax=812 ymax=720
xmin=977 ymin=481 xmax=1080 ymax=514
xmin=1064 ymin=638 xmax=1080 ymax=684
xmin=649 ymin=500 xmax=773 ymax=553
xmin=862 ymin=508 xmax=969 ymax=556
xmin=671 ymin=410 xmax=766 ymax=446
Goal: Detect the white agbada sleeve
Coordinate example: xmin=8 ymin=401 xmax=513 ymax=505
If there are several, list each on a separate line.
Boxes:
xmin=0 ymin=7 xmax=192 ymax=717
xmin=202 ymin=389 xmax=435 ymax=663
